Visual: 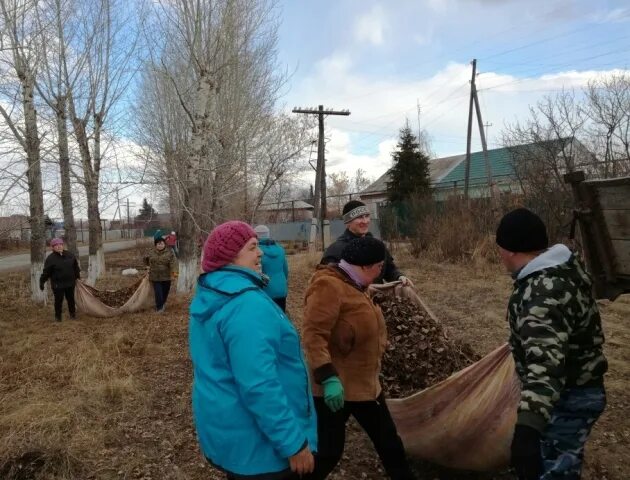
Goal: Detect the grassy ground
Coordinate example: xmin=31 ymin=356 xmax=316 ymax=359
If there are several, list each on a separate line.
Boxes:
xmin=0 ymin=248 xmax=628 ymax=479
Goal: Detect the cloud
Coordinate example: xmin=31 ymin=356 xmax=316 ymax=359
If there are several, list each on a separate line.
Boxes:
xmin=286 ymin=54 xmax=630 ymax=183
xmin=591 ymin=7 xmax=630 ymax=24
xmin=353 ymin=5 xmax=387 ymax=46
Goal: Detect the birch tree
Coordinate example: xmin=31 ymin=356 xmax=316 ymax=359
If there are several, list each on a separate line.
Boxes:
xmin=144 ymin=0 xmax=287 ymax=292
xmin=32 ymin=0 xmax=79 ymax=255
xmin=59 ymin=0 xmax=138 ymax=284
xmin=0 ymin=0 xmax=47 ymax=302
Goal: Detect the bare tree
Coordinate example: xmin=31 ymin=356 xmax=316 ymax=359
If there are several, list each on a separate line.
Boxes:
xmin=143 ymin=0 xmax=288 ymax=292
xmin=32 ymin=0 xmax=79 ymax=255
xmin=248 ymin=114 xmax=312 ymax=221
xmin=585 ymin=73 xmax=630 ymax=177
xmin=0 ymin=0 xmax=47 ymax=302
xmin=353 ymin=168 xmax=373 ymax=193
xmin=327 ymin=171 xmax=351 ymax=218
xmin=502 ymin=90 xmax=601 ymax=239
xmin=59 ymin=0 xmax=138 ymax=284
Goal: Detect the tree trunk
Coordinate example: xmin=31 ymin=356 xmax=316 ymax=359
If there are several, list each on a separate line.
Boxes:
xmin=85 ymin=183 xmax=103 ymax=285
xmin=177 ymin=72 xmax=214 ymax=293
xmin=69 ymin=100 xmax=105 ymax=284
xmin=165 ymin=147 xmax=181 ymax=230
xmin=55 ymin=96 xmax=78 ymax=256
xmin=23 ymin=76 xmax=47 ymax=303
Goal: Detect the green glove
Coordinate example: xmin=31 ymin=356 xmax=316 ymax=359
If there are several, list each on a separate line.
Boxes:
xmin=322 ymin=376 xmax=344 ymax=412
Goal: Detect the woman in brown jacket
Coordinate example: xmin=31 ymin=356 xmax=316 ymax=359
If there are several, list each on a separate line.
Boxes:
xmin=302 ymin=236 xmax=414 ymax=480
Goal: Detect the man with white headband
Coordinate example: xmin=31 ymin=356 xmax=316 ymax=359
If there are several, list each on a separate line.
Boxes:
xmin=321 ymin=200 xmax=412 ymax=286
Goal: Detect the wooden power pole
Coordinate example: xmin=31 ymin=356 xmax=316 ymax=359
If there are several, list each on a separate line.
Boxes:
xmin=464 ymin=59 xmax=495 ymax=202
xmin=292 ymin=105 xmax=350 ymax=247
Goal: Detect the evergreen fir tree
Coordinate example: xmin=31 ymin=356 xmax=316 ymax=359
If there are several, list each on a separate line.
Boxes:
xmin=137 ymin=198 xmax=157 ymax=221
xmin=386 ymin=124 xmax=431 ymax=203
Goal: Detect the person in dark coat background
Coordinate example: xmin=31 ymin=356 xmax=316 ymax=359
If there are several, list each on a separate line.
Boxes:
xmin=40 ymin=237 xmax=81 ymax=322
xmin=255 ymin=225 xmax=289 ymax=312
xmin=321 ymin=200 xmax=413 ymax=286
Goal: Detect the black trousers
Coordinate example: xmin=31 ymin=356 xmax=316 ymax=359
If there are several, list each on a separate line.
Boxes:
xmin=306 ymin=393 xmax=414 ymax=480
xmin=152 ymin=280 xmax=171 ymax=310
xmin=53 ymin=286 xmax=76 ymax=319
xmin=273 ymin=297 xmax=287 ymax=312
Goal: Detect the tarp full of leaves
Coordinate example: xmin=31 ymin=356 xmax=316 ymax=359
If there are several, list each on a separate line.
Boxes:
xmin=368 ymin=282 xmax=520 ymax=472
xmin=374 ymin=294 xmax=479 ymax=398
xmin=75 ymin=276 xmax=155 ymax=318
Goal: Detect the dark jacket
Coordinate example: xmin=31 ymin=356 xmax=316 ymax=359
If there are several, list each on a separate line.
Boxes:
xmin=40 ymin=251 xmax=80 ymax=289
xmin=145 ymin=247 xmax=178 ymax=282
xmin=507 ymin=244 xmax=608 ymax=432
xmin=321 ymin=229 xmax=401 ymax=283
xmin=259 ymin=239 xmax=289 ymax=300
xmin=303 ymin=265 xmax=387 ymax=401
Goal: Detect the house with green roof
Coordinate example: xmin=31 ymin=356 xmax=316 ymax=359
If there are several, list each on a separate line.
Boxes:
xmin=360 ymin=138 xmax=594 ymax=214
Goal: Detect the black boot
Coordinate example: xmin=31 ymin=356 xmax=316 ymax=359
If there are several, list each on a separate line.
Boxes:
xmin=54 ymin=315 xmax=62 ymax=322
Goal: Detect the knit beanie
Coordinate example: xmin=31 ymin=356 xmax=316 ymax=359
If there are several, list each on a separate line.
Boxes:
xmin=50 ymin=238 xmax=64 ymax=247
xmin=254 ymin=225 xmax=270 ymax=239
xmin=496 ymin=208 xmax=549 ymax=253
xmin=202 ymin=221 xmax=257 ymax=273
xmin=342 ymin=200 xmax=370 ymax=224
xmin=341 ymin=236 xmax=386 ymax=266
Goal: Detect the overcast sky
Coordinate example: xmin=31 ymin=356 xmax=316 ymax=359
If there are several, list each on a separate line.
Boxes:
xmin=275 ymin=0 xmax=630 ymax=183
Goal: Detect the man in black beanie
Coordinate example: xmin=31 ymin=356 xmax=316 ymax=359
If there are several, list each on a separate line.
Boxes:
xmin=321 ymin=200 xmax=412 ymax=286
xmin=496 ymin=208 xmax=607 ymax=480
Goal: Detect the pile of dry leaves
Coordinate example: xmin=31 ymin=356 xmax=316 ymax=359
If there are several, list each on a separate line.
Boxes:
xmin=374 ymin=295 xmax=479 ymax=398
xmin=88 ymin=278 xmax=143 ymax=308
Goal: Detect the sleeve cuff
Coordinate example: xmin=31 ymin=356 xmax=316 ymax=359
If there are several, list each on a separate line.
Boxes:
xmin=313 ymin=363 xmax=338 ymax=384
xmin=289 ymin=439 xmax=308 ymax=458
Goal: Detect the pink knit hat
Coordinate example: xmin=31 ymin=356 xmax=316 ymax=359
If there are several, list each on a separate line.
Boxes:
xmin=201 ymin=221 xmax=257 ymax=273
xmin=50 ymin=238 xmax=64 ymax=247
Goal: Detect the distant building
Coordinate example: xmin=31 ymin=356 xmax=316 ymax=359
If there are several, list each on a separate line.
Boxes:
xmin=256 ymin=200 xmax=314 ymax=223
xmin=360 ymin=138 xmax=595 ymax=214
xmin=360 ymin=154 xmax=463 ymax=218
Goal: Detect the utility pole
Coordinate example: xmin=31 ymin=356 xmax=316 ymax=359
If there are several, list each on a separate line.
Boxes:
xmin=127 ymin=198 xmax=131 ymax=239
xmin=483 ymin=122 xmax=493 ymax=140
xmin=464 ymin=59 xmax=496 ymax=203
xmin=464 ymin=59 xmax=477 ymax=199
xmin=292 ymin=105 xmax=350 ymax=249
xmin=473 ymin=89 xmax=493 ymax=193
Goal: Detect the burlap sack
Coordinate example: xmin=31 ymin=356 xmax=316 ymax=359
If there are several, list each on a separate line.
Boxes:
xmin=74 ymin=276 xmax=155 ymax=318
xmin=371 ymin=282 xmax=519 ymax=471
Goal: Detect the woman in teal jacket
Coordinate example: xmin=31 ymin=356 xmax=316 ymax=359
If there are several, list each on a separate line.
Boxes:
xmin=189 ymin=221 xmax=317 ymax=479
xmin=255 ymin=225 xmax=289 ymax=311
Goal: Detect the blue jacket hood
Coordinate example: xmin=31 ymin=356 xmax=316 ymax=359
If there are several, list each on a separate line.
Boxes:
xmin=193 ymin=266 xmax=265 ymax=321
xmin=258 ymin=242 xmax=288 ymax=299
xmin=259 ymin=238 xmax=281 ymax=257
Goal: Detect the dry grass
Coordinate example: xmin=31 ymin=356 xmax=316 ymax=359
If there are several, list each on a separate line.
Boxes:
xmin=0 ymin=248 xmax=628 ymax=479
xmin=394 ymin=249 xmax=630 ymax=480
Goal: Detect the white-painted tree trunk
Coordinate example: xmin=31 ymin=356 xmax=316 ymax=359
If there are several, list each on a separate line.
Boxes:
xmin=177 ymin=256 xmax=199 ymax=294
xmin=30 ymin=260 xmax=47 ymax=304
xmin=87 ymin=248 xmax=105 ymax=286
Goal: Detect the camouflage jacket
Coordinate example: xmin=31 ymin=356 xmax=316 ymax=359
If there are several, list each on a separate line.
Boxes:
xmin=507 ymin=244 xmax=608 ymax=432
xmin=145 ymin=247 xmax=178 ymax=282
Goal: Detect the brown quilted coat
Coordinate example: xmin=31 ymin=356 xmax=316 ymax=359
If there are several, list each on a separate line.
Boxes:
xmin=302 ymin=265 xmax=387 ymax=401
